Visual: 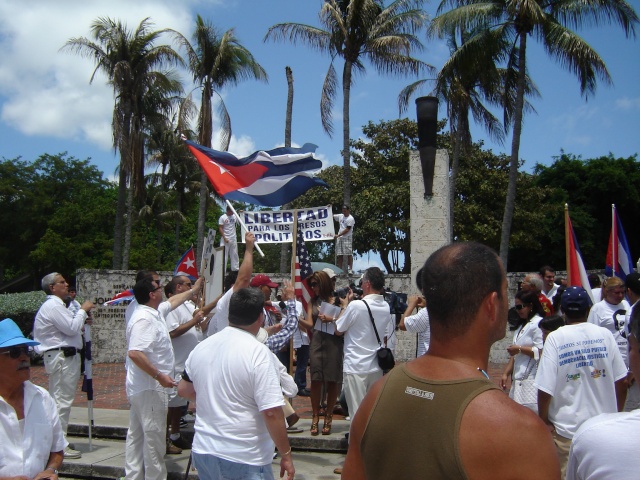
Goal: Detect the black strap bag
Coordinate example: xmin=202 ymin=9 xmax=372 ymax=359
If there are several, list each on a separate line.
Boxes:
xmin=362 ymin=300 xmax=395 ymax=370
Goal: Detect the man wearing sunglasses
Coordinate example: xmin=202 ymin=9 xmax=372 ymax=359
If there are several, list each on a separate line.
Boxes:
xmin=0 ymin=318 xmax=66 ymax=479
xmin=33 ymin=272 xmax=95 ymax=459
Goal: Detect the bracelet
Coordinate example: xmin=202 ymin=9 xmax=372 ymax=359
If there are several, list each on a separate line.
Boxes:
xmin=281 ymin=447 xmax=292 ymax=456
xmin=153 ymin=371 xmax=161 ymax=379
xmin=46 ymin=466 xmax=59 ymax=474
xmin=518 ymin=346 xmax=522 ymax=354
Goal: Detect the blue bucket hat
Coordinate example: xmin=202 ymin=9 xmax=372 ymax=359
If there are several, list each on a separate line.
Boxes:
xmin=0 ymin=318 xmax=40 ymax=348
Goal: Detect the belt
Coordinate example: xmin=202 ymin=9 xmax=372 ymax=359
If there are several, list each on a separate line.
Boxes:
xmin=45 ymin=347 xmax=77 ymax=355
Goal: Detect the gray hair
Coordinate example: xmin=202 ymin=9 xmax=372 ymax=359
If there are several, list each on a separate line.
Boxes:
xmin=525 ymin=274 xmax=543 ymax=291
xmin=41 ymin=272 xmax=60 ymax=293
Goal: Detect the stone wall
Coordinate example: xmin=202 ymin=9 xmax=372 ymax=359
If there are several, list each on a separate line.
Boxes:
xmin=76 ymin=268 xmax=548 ymax=364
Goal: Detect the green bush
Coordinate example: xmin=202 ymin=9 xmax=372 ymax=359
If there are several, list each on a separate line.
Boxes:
xmin=0 ymin=291 xmax=47 ymax=336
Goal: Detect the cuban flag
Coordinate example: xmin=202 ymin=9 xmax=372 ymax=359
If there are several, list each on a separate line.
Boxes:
xmin=605 ymin=205 xmax=635 ymax=280
xmin=174 ymin=246 xmax=199 ymax=280
xmin=103 ymin=289 xmax=134 ymax=306
xmin=565 ymin=205 xmax=595 ymax=304
xmin=185 ymin=140 xmax=328 ymax=206
xmin=294 ymin=228 xmax=314 ymax=313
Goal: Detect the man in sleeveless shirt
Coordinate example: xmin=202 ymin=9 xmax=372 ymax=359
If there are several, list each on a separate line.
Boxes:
xmin=342 ymin=242 xmax=560 ymax=480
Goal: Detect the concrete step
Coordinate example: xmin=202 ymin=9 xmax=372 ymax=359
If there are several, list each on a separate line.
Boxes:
xmin=61 ymin=435 xmax=346 ymax=480
xmin=68 ymin=407 xmax=349 ymax=452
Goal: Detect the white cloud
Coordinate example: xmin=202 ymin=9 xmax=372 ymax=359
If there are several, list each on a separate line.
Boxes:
xmin=616 ymin=96 xmax=640 ymax=110
xmin=0 ymin=0 xmax=198 ymax=149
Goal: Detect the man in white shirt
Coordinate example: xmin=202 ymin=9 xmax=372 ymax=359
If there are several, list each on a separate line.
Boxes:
xmin=33 ymin=272 xmax=94 ymax=459
xmin=333 ymin=205 xmax=355 ymax=274
xmin=164 ymin=276 xmax=205 ymax=452
xmin=0 ymin=318 xmax=66 ymax=480
xmin=124 ymin=274 xmax=202 ymax=479
xmin=335 ymin=267 xmax=391 ymax=418
xmin=567 ymin=301 xmax=640 ymax=479
xmin=178 ymin=287 xmax=295 ymax=479
xmin=540 ymin=265 xmax=559 ymax=301
xmin=536 ymin=286 xmax=627 ymax=478
xmin=399 ymin=267 xmax=430 ymax=357
xmin=219 ymin=205 xmax=239 ymax=272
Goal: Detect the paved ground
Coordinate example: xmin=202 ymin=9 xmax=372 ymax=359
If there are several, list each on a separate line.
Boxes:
xmin=30 ymin=361 xmax=508 ymax=479
xmin=29 ymin=361 xmax=508 ymax=415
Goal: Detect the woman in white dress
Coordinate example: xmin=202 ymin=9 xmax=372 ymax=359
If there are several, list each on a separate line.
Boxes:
xmin=501 ymin=290 xmax=545 ymax=412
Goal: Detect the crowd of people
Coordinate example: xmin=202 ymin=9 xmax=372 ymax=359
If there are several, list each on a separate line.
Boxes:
xmin=3 ymin=227 xmax=640 ymax=479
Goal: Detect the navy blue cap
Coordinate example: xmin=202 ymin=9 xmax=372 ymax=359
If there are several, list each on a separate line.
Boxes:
xmin=561 ymin=287 xmax=592 ymax=314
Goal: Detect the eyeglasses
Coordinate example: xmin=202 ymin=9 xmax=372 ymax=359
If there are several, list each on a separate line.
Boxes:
xmin=0 ymin=346 xmax=33 ymax=359
xmin=182 ymin=282 xmax=193 ymax=288
xmin=309 ymin=282 xmax=318 ymax=288
xmin=514 ymin=304 xmax=529 ymax=310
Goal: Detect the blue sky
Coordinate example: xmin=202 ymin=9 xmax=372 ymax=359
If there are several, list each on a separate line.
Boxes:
xmin=1 ymin=0 xmax=638 ymax=271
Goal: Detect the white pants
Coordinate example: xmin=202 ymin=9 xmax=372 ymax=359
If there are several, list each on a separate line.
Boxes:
xmin=125 ymin=390 xmax=168 ymax=480
xmin=44 ymin=350 xmax=80 ymax=435
xmin=221 ymin=238 xmax=239 ymax=271
xmin=344 ymin=370 xmax=383 ymax=419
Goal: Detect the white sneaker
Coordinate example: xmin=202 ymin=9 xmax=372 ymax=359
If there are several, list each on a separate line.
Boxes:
xmin=64 ymin=446 xmax=82 ymax=459
xmin=182 ymin=413 xmax=196 ymax=422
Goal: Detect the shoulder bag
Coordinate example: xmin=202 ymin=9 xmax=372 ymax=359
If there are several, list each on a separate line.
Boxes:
xmin=362 ymin=300 xmax=395 ymax=371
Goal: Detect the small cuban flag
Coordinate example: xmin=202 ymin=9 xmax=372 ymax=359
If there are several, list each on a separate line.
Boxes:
xmin=174 ymin=246 xmax=199 ymax=280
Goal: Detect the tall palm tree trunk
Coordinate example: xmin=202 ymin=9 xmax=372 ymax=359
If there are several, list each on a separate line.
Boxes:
xmin=113 ymin=166 xmax=127 ymax=268
xmin=342 ymin=61 xmax=353 ymax=207
xmin=499 ymin=33 xmax=528 ymax=271
xmin=196 ymin=172 xmax=208 ymax=267
xmin=280 ymin=67 xmax=294 ymax=273
xmin=122 ymin=180 xmax=134 ymax=269
xmin=449 ymin=118 xmax=463 ymax=243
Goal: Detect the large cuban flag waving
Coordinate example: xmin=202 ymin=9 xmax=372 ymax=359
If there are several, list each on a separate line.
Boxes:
xmin=185 ymin=139 xmax=328 ymax=206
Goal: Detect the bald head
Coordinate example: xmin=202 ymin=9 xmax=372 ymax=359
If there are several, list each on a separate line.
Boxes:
xmin=422 ymin=242 xmax=505 ymax=337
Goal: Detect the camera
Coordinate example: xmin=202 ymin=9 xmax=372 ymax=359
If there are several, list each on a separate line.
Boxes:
xmin=349 ymin=283 xmax=363 ymax=298
xmin=335 ymin=287 xmax=350 ymax=299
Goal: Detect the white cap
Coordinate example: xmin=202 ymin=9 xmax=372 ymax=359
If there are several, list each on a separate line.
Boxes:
xmin=322 ymin=267 xmax=337 ymax=279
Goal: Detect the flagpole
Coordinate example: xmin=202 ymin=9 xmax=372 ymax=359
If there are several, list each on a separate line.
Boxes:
xmin=225 ymin=200 xmax=265 ymax=257
xmin=288 ymin=212 xmax=298 ymax=376
xmin=611 ymin=204 xmax=616 ymax=278
xmin=565 ymin=204 xmax=571 ymax=285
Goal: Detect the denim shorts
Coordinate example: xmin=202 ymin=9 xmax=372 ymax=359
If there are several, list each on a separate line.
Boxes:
xmin=192 ymin=453 xmax=275 ymax=480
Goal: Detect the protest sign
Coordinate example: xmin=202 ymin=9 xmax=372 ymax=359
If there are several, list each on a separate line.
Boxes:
xmin=240 ymin=205 xmax=334 ymax=244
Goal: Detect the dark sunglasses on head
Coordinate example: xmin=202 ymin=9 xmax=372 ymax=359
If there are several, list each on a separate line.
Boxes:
xmin=0 ymin=345 xmax=33 ymax=359
xmin=514 ymin=304 xmax=529 ymax=310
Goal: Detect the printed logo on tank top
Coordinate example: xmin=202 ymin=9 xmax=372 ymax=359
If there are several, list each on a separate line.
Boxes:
xmin=405 ymin=386 xmax=435 ymax=400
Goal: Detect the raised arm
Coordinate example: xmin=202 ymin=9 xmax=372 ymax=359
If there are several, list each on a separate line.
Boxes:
xmin=233 ymin=232 xmax=255 ymax=291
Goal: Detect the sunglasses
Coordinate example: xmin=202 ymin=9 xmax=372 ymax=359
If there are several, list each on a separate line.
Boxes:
xmin=0 ymin=345 xmax=33 ymax=359
xmin=309 ymin=282 xmax=318 ymax=288
xmin=514 ymin=304 xmax=529 ymax=310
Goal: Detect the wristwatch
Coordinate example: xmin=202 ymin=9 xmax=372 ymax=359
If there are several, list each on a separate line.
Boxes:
xmin=46 ymin=466 xmax=59 ymax=474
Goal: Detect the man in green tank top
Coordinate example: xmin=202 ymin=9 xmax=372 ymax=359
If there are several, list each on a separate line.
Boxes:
xmin=342 ymin=242 xmax=560 ymax=480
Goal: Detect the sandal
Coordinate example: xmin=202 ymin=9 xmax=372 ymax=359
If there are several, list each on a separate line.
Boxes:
xmin=310 ymin=414 xmax=320 ymax=436
xmin=322 ymin=413 xmax=333 ymax=435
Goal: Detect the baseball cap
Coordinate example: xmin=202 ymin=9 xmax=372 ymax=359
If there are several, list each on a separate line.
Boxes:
xmin=0 ymin=318 xmax=40 ymax=348
xmin=561 ymin=287 xmax=592 ymax=314
xmin=322 ymin=267 xmax=337 ymax=279
xmin=250 ymin=274 xmax=278 ymax=288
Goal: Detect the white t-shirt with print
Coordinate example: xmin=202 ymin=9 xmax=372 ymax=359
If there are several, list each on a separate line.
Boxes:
xmin=587 ymin=298 xmax=631 ymax=366
xmin=534 ymin=322 xmax=627 ymax=439
xmin=218 ymin=213 xmax=237 ymax=242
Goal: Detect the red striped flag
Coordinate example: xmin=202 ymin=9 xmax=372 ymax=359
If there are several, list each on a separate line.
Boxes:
xmin=565 ymin=205 xmax=595 ymax=304
xmin=294 ymin=229 xmax=313 ymax=312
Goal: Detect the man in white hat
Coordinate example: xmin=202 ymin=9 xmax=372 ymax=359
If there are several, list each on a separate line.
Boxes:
xmin=0 ymin=318 xmax=66 ymax=479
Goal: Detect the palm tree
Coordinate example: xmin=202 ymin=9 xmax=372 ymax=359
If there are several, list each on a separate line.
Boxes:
xmin=171 ymin=16 xmax=268 ymax=263
xmin=280 ymin=66 xmax=295 ymax=273
xmin=266 ymin=0 xmax=431 ymax=206
xmin=430 ymin=0 xmax=638 ymax=269
xmin=63 ymin=17 xmax=183 ymax=268
xmin=399 ymin=25 xmax=539 ymax=242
